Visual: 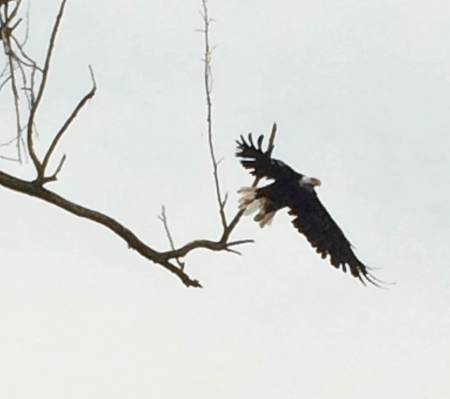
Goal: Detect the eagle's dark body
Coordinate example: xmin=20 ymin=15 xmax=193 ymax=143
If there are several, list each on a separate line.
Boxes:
xmin=236 ymin=134 xmax=381 ymax=286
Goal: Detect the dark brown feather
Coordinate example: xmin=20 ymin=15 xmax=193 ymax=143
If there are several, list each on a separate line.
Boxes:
xmin=236 ymin=134 xmax=299 ymax=181
xmin=288 ymin=187 xmax=381 ymax=286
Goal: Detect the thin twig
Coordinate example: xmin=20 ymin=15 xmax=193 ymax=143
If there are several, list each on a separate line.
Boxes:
xmin=158 ymin=205 xmax=185 ymax=269
xmin=27 ymin=0 xmax=67 ymax=177
xmin=4 ymin=33 xmax=23 ymax=162
xmin=0 ymin=62 xmax=9 ymax=79
xmin=0 ymin=0 xmax=27 ymax=161
xmin=0 ymin=135 xmax=18 ymax=147
xmin=0 ymin=154 xmax=19 ymax=162
xmin=40 ymin=65 xmax=96 ymax=178
xmin=39 ymin=154 xmax=66 ymax=184
xmin=160 ymin=238 xmax=254 ymax=260
xmin=11 ymin=36 xmax=41 ymax=70
xmin=2 ymin=0 xmax=21 ymax=26
xmin=0 ymin=73 xmax=11 ymax=90
xmin=201 ymin=0 xmax=227 ymax=230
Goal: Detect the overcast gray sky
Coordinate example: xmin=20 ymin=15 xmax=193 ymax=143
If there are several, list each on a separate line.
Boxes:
xmin=1 ymin=1 xmax=449 ymax=398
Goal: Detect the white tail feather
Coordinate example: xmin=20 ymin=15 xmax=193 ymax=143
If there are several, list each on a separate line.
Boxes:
xmin=243 ymin=198 xmax=264 ymax=215
xmin=238 ymin=186 xmax=275 ymax=228
xmin=259 ymin=211 xmax=275 ymax=227
xmin=238 ymin=186 xmax=257 ymax=210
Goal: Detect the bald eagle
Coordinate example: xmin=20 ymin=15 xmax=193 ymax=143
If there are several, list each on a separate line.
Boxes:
xmin=236 ymin=134 xmax=381 ymax=286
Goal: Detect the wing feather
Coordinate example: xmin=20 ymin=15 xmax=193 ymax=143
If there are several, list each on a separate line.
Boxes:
xmin=236 ymin=133 xmax=298 ymax=180
xmin=288 ymin=188 xmax=381 ymax=286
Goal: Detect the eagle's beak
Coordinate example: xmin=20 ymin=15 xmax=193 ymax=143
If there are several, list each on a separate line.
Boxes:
xmin=300 ymin=175 xmax=322 ymax=188
xmin=310 ymin=177 xmax=322 ymax=187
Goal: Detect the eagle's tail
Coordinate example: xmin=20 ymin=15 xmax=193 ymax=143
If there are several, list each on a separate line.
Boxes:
xmin=238 ymin=187 xmax=275 ymax=228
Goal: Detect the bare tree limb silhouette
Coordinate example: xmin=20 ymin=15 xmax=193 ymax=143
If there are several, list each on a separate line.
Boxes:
xmin=201 ymin=0 xmax=228 ymax=231
xmin=0 ymin=0 xmax=277 ymax=287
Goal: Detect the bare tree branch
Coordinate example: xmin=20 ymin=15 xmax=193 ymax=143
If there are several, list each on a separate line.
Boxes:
xmin=158 ymin=205 xmax=185 ymax=270
xmin=201 ymin=0 xmax=227 ymax=230
xmin=0 ymin=0 xmax=21 ymax=25
xmin=26 ymin=0 xmax=67 ymax=176
xmin=155 ymin=1 xmax=277 ymax=270
xmin=0 ymin=154 xmax=19 ymax=161
xmin=39 ymin=154 xmax=66 ymax=184
xmin=161 ymin=123 xmax=276 ymax=260
xmin=1 ymin=6 xmax=23 ymax=161
xmin=0 ymin=0 xmax=279 ymax=288
xmin=5 ymin=48 xmax=22 ymax=160
xmin=11 ymin=35 xmax=42 ymax=71
xmin=0 ymin=0 xmax=94 ymax=182
xmin=40 ymin=66 xmax=96 ymax=179
xmin=0 ymin=170 xmax=202 ymax=288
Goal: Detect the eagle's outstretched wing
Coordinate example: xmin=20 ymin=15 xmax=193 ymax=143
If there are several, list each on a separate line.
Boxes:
xmin=236 ymin=134 xmax=299 ymax=181
xmin=288 ymin=187 xmax=381 ymax=286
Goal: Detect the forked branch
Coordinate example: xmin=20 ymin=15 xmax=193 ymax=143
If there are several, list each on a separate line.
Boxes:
xmin=0 ymin=170 xmax=202 ymax=288
xmin=161 ymin=123 xmax=277 ymax=260
xmin=40 ymin=66 xmax=96 ymax=180
xmin=26 ymin=0 xmax=67 ymax=176
xmin=0 ymin=0 xmax=278 ymax=288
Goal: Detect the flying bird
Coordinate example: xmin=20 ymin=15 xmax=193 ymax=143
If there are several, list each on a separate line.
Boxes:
xmin=236 ymin=133 xmax=382 ymax=286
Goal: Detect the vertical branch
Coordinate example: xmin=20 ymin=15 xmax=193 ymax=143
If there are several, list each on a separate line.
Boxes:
xmin=201 ymin=0 xmax=227 ymax=230
xmin=1 ymin=1 xmax=23 ymax=162
xmin=27 ymin=0 xmax=67 ymax=177
xmin=4 ymin=35 xmax=22 ymax=161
